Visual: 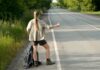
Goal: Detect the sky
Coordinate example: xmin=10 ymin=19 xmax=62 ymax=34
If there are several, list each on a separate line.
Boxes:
xmin=52 ymin=0 xmax=58 ymax=3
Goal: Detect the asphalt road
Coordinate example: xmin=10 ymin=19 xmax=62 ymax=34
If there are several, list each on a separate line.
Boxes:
xmin=7 ymin=8 xmax=100 ymax=70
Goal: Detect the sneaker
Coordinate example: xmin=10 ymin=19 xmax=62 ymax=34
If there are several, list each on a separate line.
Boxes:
xmin=46 ymin=59 xmax=55 ymax=65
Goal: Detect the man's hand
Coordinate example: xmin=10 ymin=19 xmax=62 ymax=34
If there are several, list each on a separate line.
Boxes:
xmin=54 ymin=23 xmax=60 ymax=27
xmin=49 ymin=23 xmax=60 ymax=29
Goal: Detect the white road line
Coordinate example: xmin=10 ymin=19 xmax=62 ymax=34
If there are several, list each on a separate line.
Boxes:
xmin=53 ymin=29 xmax=100 ymax=32
xmin=48 ymin=14 xmax=62 ymax=70
xmin=44 ymin=12 xmax=81 ymax=15
xmin=87 ymin=24 xmax=100 ymax=30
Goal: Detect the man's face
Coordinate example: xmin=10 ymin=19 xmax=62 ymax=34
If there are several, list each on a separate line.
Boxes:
xmin=34 ymin=11 xmax=37 ymax=18
xmin=33 ymin=11 xmax=39 ymax=19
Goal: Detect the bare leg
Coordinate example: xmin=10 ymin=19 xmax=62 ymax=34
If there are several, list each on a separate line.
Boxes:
xmin=42 ymin=43 xmax=50 ymax=59
xmin=42 ymin=43 xmax=55 ymax=65
xmin=32 ymin=45 xmax=38 ymax=61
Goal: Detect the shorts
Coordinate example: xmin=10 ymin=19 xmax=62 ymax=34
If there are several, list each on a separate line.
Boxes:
xmin=33 ymin=40 xmax=47 ymax=46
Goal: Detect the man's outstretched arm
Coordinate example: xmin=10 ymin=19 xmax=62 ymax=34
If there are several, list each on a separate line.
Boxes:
xmin=48 ymin=23 xmax=60 ymax=29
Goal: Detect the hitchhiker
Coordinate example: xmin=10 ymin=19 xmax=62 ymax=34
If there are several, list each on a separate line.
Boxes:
xmin=26 ymin=10 xmax=60 ymax=67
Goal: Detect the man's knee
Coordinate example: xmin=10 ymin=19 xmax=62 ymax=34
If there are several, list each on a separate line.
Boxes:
xmin=43 ymin=44 xmax=50 ymax=50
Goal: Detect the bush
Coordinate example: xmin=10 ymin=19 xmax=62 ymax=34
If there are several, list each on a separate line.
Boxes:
xmin=0 ymin=35 xmax=17 ymax=70
xmin=0 ymin=0 xmax=52 ymax=20
xmin=0 ymin=20 xmax=26 ymax=70
xmin=58 ymin=0 xmax=100 ymax=11
xmin=0 ymin=0 xmax=28 ymax=20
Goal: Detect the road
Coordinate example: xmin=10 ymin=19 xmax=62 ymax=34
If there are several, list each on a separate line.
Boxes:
xmin=7 ymin=8 xmax=100 ymax=70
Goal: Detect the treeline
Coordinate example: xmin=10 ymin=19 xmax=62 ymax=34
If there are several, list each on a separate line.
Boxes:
xmin=58 ymin=0 xmax=100 ymax=11
xmin=0 ymin=0 xmax=52 ymax=20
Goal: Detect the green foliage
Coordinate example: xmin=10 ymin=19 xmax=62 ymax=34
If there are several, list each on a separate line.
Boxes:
xmin=58 ymin=0 xmax=100 ymax=11
xmin=0 ymin=20 xmax=27 ymax=70
xmin=80 ymin=0 xmax=95 ymax=11
xmin=0 ymin=20 xmax=25 ymax=41
xmin=24 ymin=0 xmax=49 ymax=10
xmin=58 ymin=0 xmax=82 ymax=11
xmin=92 ymin=0 xmax=100 ymax=11
xmin=0 ymin=0 xmax=27 ymax=20
xmin=58 ymin=0 xmax=66 ymax=7
xmin=0 ymin=0 xmax=52 ymax=20
xmin=0 ymin=35 xmax=14 ymax=70
xmin=66 ymin=0 xmax=80 ymax=11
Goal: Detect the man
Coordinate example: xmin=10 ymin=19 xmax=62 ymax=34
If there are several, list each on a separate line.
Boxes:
xmin=26 ymin=10 xmax=60 ymax=67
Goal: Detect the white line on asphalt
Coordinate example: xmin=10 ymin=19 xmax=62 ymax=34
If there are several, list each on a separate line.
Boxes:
xmin=87 ymin=24 xmax=100 ymax=30
xmin=53 ymin=29 xmax=100 ymax=32
xmin=48 ymin=14 xmax=62 ymax=70
xmin=44 ymin=12 xmax=81 ymax=15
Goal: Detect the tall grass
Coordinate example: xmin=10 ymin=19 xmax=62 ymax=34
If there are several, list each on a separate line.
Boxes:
xmin=81 ymin=11 xmax=100 ymax=16
xmin=81 ymin=11 xmax=100 ymax=14
xmin=0 ymin=20 xmax=27 ymax=70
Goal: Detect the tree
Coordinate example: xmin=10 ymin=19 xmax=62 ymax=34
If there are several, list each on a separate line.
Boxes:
xmin=58 ymin=0 xmax=98 ymax=11
xmin=81 ymin=0 xmax=95 ymax=11
xmin=92 ymin=0 xmax=100 ymax=11
xmin=0 ymin=0 xmax=27 ymax=19
xmin=0 ymin=0 xmax=52 ymax=20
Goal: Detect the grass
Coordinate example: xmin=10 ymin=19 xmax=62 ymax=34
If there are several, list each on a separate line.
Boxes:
xmin=0 ymin=20 xmax=27 ymax=70
xmin=81 ymin=11 xmax=100 ymax=17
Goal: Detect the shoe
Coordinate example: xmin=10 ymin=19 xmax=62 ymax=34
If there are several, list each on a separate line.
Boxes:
xmin=38 ymin=61 xmax=42 ymax=65
xmin=46 ymin=59 xmax=55 ymax=65
xmin=34 ymin=61 xmax=39 ymax=67
xmin=24 ymin=64 xmax=31 ymax=69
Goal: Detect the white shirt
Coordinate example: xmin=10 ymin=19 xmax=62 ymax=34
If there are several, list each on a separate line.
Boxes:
xmin=26 ymin=19 xmax=50 ymax=41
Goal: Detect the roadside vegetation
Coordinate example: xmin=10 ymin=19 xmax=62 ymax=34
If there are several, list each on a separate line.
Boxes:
xmin=0 ymin=20 xmax=27 ymax=70
xmin=58 ymin=0 xmax=100 ymax=11
xmin=58 ymin=0 xmax=100 ymax=16
xmin=81 ymin=11 xmax=100 ymax=17
xmin=0 ymin=0 xmax=52 ymax=70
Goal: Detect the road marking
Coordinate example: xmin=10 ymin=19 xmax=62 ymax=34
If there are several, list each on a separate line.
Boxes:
xmin=53 ymin=29 xmax=100 ymax=32
xmin=44 ymin=12 xmax=81 ymax=15
xmin=88 ymin=24 xmax=100 ymax=30
xmin=48 ymin=14 xmax=62 ymax=70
